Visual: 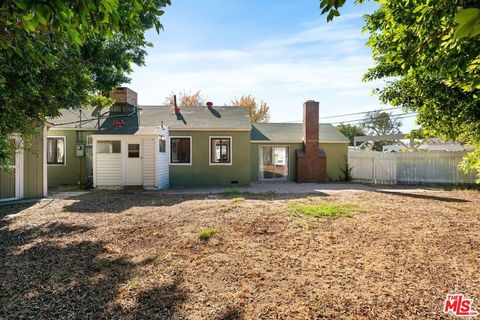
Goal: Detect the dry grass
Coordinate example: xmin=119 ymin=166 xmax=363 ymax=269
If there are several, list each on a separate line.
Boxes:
xmin=1 ymin=188 xmax=479 ymax=319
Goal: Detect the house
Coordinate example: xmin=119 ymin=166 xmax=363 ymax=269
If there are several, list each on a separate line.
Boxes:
xmin=0 ymin=127 xmax=48 ymax=202
xmin=47 ymin=87 xmax=349 ymax=188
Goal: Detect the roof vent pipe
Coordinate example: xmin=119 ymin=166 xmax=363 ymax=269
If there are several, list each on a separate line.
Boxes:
xmin=173 ymin=95 xmax=180 ymax=114
xmin=207 ymin=102 xmax=213 ymax=109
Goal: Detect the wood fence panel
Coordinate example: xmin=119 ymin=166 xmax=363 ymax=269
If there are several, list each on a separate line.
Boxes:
xmin=348 ymin=150 xmax=477 ymax=185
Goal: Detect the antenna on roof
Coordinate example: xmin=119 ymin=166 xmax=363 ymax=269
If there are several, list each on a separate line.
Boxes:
xmin=173 ymin=95 xmax=180 ymax=114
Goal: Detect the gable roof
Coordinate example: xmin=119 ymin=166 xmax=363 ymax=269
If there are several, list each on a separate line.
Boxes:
xmin=49 ymin=106 xmax=252 ymax=132
xmin=139 ymin=106 xmax=251 ymax=130
xmin=251 ymin=123 xmax=349 ymax=143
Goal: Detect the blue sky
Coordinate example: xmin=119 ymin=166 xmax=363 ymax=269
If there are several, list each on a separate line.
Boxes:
xmin=127 ymin=0 xmax=416 ymax=130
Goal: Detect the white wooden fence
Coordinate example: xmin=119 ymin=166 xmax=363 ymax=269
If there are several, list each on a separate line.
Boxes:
xmin=348 ymin=150 xmax=478 ymax=185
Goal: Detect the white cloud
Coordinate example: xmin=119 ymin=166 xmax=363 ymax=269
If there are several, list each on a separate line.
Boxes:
xmin=128 ymin=15 xmax=389 ymax=124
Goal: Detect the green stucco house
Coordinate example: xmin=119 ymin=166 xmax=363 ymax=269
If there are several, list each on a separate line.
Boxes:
xmin=0 ymin=128 xmax=48 ymax=202
xmin=47 ymin=88 xmax=349 ymax=189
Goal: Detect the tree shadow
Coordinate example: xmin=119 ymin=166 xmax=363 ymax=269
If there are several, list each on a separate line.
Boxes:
xmin=60 ymin=190 xmax=328 ymax=214
xmin=374 ymin=190 xmax=470 ymax=203
xmin=0 ymin=219 xmax=188 ymax=319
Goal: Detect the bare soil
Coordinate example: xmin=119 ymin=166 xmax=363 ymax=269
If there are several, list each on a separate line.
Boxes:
xmin=1 ymin=187 xmax=479 ymax=319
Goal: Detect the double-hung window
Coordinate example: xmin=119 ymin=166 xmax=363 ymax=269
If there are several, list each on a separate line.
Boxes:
xmin=47 ymin=137 xmax=66 ymax=165
xmin=210 ymin=137 xmax=231 ymax=164
xmin=170 ymin=137 xmax=191 ymax=164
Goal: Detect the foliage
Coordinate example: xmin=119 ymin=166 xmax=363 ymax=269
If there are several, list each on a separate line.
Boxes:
xmin=361 ymin=111 xmax=401 ymax=136
xmin=165 ymin=91 xmax=205 ymax=107
xmin=336 ymin=123 xmax=364 ymax=145
xmin=0 ymin=0 xmax=170 ymax=167
xmin=197 ymin=227 xmax=219 ymax=240
xmin=319 ymin=1 xmax=480 ymax=180
xmin=361 ymin=111 xmax=402 ymax=151
xmin=289 ymin=202 xmax=358 ymax=218
xmin=231 ymin=95 xmax=270 ymax=123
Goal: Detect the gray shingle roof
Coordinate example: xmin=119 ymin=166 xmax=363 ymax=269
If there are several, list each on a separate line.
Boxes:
xmin=49 ymin=106 xmax=252 ymax=131
xmin=139 ymin=106 xmax=251 ymax=130
xmin=251 ymin=123 xmax=349 ymax=143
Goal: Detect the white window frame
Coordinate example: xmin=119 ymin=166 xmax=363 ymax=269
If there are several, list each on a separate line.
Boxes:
xmin=169 ymin=136 xmax=192 ymax=165
xmin=47 ymin=136 xmax=66 ymax=166
xmin=209 ymin=136 xmax=232 ymax=166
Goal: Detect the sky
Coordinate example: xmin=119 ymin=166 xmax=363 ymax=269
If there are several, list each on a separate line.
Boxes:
xmin=126 ymin=0 xmax=416 ymax=131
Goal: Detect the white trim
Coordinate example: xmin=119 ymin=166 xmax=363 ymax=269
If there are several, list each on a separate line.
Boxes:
xmin=259 ymin=145 xmax=290 ymax=181
xmin=170 ymin=128 xmax=250 ymax=132
xmin=0 ymin=136 xmax=23 ymax=202
xmin=169 ymin=136 xmax=192 ymax=166
xmin=47 ymin=136 xmax=67 ymax=166
xmin=209 ymin=136 xmax=233 ymax=166
xmin=42 ymin=126 xmax=48 ymax=197
xmin=92 ymin=135 xmax=97 ymax=188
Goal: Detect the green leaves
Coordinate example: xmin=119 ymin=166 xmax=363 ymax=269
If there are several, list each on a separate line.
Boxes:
xmin=0 ymin=0 xmax=171 ymax=167
xmin=454 ymin=8 xmax=480 ymax=38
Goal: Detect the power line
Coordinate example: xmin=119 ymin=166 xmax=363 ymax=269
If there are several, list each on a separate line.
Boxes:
xmin=329 ymin=113 xmax=417 ymax=125
xmin=284 ymin=106 xmax=402 ymax=123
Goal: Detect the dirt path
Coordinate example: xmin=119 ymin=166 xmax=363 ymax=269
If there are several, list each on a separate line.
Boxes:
xmin=1 ymin=188 xmax=479 ymax=319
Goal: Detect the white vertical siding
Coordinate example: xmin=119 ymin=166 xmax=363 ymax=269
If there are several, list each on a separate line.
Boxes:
xmin=142 ymin=137 xmax=156 ymax=187
xmin=95 ymin=154 xmax=123 ymax=186
xmin=157 ymin=129 xmax=170 ymax=189
xmin=349 ymin=150 xmax=477 ymax=185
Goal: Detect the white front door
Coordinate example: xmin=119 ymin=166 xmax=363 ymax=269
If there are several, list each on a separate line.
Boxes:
xmin=125 ymin=141 xmax=142 ymax=185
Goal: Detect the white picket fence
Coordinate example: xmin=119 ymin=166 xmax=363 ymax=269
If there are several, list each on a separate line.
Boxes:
xmin=348 ymin=150 xmax=478 ymax=185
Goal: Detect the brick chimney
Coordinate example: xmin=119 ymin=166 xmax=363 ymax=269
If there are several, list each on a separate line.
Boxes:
xmin=108 ymin=87 xmax=138 ymax=106
xmin=296 ymin=100 xmax=327 ymax=183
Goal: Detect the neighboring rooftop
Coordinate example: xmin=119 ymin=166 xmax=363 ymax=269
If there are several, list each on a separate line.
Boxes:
xmin=251 ymin=123 xmax=349 ymax=143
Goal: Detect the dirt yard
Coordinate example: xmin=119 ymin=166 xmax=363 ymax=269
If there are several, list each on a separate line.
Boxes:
xmin=1 ymin=187 xmax=479 ymax=319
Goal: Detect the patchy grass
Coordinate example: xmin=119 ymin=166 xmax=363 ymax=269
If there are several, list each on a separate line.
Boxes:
xmin=289 ymin=202 xmax=358 ymax=218
xmin=197 ymin=227 xmax=219 ymax=240
xmin=220 ymin=189 xmax=276 ymax=197
xmin=219 ymin=205 xmax=239 ymax=213
xmin=230 ymin=197 xmax=245 ymax=203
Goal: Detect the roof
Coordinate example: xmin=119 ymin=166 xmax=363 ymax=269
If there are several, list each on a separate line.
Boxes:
xmin=49 ymin=106 xmax=252 ymax=132
xmin=48 ymin=108 xmax=100 ymax=130
xmin=251 ymin=123 xmax=349 ymax=143
xmin=139 ymin=106 xmax=251 ymax=130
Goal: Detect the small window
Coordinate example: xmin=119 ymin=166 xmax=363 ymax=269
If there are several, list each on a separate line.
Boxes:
xmin=159 ymin=135 xmax=166 ymax=153
xmin=97 ymin=141 xmax=121 ymax=154
xmin=170 ymin=137 xmax=191 ymax=164
xmin=128 ymin=144 xmax=140 ymax=158
xmin=210 ymin=137 xmax=231 ymax=164
xmin=47 ymin=137 xmax=65 ymax=165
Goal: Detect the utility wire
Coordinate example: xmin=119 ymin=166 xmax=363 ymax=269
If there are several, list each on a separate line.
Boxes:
xmin=329 ymin=113 xmax=417 ymax=125
xmin=284 ymin=106 xmax=402 ymax=123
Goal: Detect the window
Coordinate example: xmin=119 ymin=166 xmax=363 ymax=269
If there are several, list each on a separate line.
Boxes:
xmin=210 ymin=137 xmax=231 ymax=164
xmin=47 ymin=137 xmax=65 ymax=165
xmin=128 ymin=144 xmax=140 ymax=158
xmin=170 ymin=137 xmax=191 ymax=164
xmin=159 ymin=135 xmax=166 ymax=153
xmin=97 ymin=141 xmax=121 ymax=154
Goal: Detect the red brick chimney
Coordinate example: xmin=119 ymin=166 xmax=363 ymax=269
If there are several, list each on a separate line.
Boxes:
xmin=296 ymin=100 xmax=327 ymax=183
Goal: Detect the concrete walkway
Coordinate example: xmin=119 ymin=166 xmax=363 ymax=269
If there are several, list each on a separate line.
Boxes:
xmin=163 ymin=181 xmax=437 ymax=195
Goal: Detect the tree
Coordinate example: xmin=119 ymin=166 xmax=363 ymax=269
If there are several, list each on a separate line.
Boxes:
xmin=361 ymin=111 xmax=401 ymax=151
xmin=361 ymin=111 xmax=401 ymax=136
xmin=165 ymin=91 xmax=205 ymax=107
xmin=0 ymin=0 xmax=170 ymax=167
xmin=231 ymin=95 xmax=270 ymax=123
xmin=319 ymin=0 xmax=480 ymax=180
xmin=336 ymin=123 xmax=365 ymax=146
